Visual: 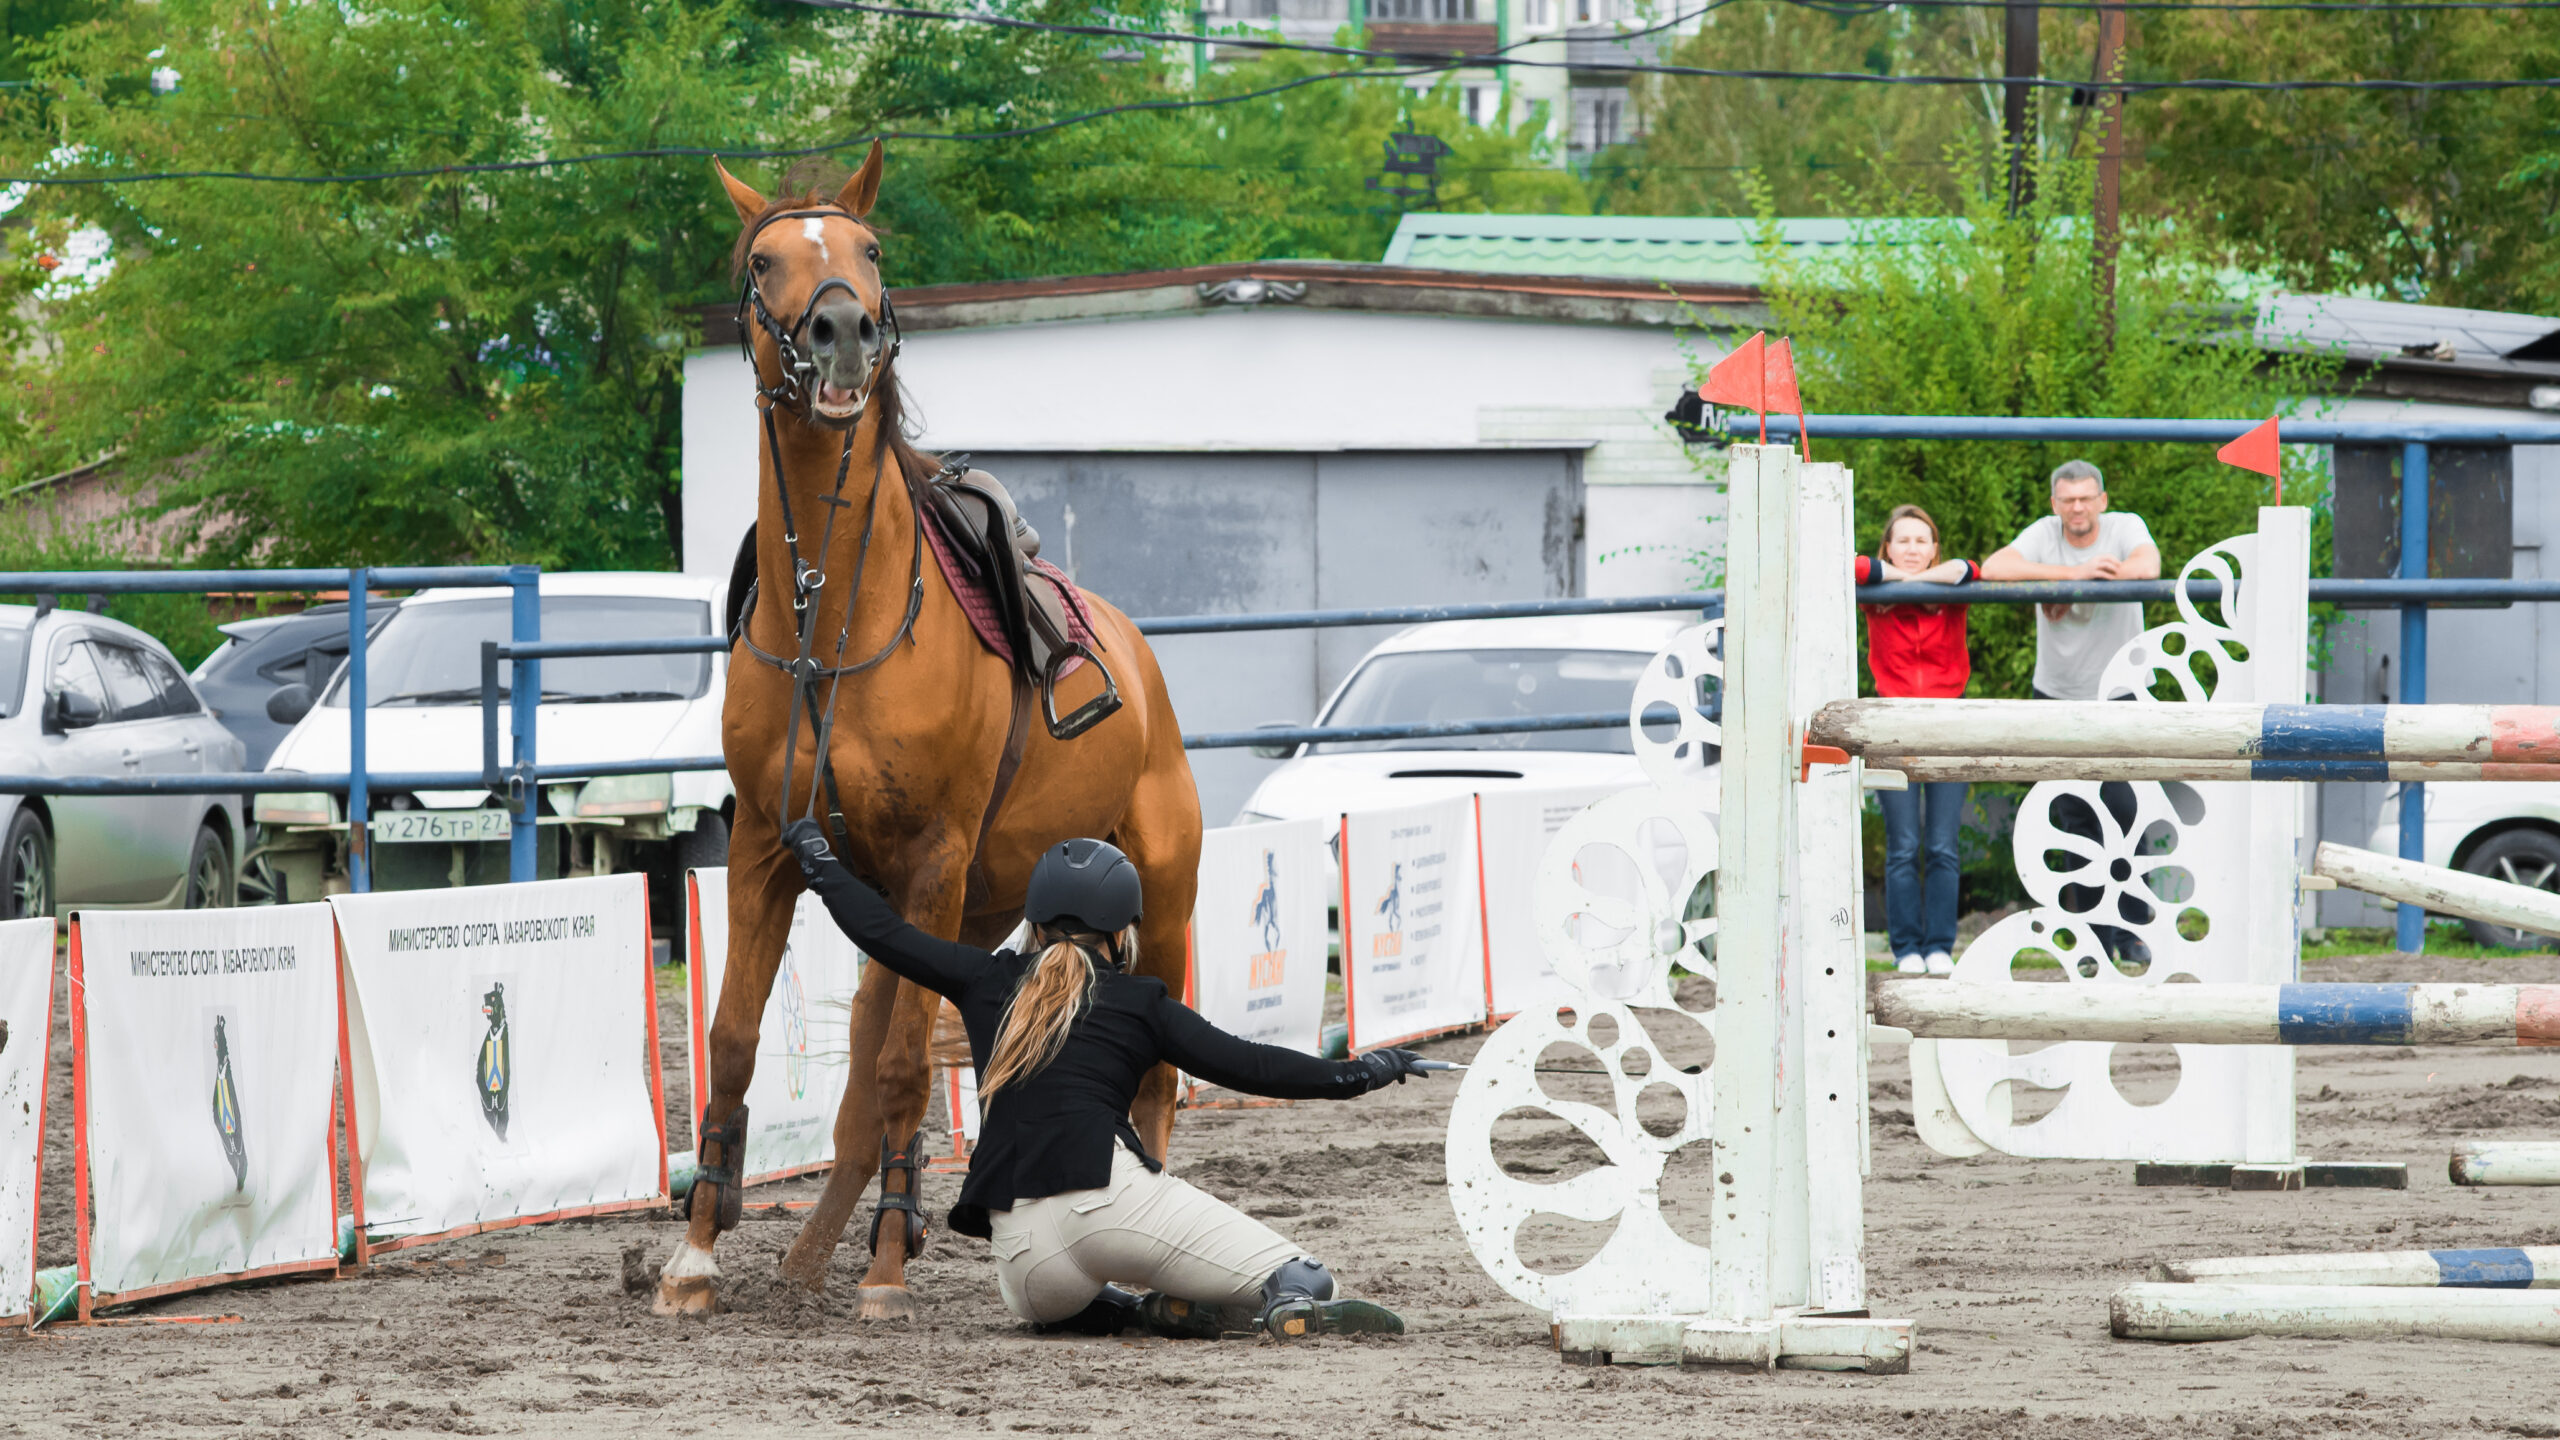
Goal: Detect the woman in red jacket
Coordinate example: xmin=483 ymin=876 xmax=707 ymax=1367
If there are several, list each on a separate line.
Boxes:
xmin=1854 ymin=505 xmax=1977 ymax=976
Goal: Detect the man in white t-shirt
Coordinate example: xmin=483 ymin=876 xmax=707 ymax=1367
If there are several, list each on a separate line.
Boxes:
xmin=1981 ymin=459 xmax=2162 ymax=700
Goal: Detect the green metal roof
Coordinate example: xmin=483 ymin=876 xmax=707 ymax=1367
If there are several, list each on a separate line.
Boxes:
xmin=1381 ymin=213 xmax=1951 ymax=288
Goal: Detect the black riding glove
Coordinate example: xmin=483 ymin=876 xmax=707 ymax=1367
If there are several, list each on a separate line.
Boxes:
xmin=783 ymin=818 xmax=840 ymax=887
xmin=1356 ymin=1048 xmax=1427 ymax=1091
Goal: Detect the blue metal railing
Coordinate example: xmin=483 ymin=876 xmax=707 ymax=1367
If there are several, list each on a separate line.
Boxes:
xmin=12 ymin=514 xmax=2560 ymax=927
xmin=0 ymin=565 xmax=537 ymax=893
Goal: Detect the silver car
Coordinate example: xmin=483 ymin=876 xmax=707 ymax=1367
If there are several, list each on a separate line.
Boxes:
xmin=0 ymin=601 xmax=248 ymax=919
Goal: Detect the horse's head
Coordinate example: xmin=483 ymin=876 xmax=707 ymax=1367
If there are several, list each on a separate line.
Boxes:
xmin=716 ymin=143 xmax=895 ymax=430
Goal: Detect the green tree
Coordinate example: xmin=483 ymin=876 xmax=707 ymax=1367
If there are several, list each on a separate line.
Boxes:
xmin=1741 ymin=152 xmax=2339 ymax=702
xmin=1601 ymin=5 xmax=2000 ymax=215
xmin=845 ymin=29 xmax=1583 ymax=284
xmin=5 ymin=0 xmax=1580 ymax=572
xmin=5 ymin=0 xmax=838 ymax=570
xmin=2130 ymin=7 xmax=2560 ymax=312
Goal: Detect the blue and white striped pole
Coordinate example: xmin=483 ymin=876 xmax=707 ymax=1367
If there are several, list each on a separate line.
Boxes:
xmin=1871 ymin=978 xmax=2560 ymax=1047
xmin=2156 ymin=1245 xmax=2560 ymax=1289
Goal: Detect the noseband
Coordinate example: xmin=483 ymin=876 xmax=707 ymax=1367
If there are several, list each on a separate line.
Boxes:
xmin=734 ymin=205 xmax=903 ymax=422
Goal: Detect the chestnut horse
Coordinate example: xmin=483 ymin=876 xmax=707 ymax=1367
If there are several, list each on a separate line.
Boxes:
xmin=654 ymin=145 xmax=1202 ymax=1319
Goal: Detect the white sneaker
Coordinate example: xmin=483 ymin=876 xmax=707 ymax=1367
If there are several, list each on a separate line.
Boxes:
xmin=1895 ymin=955 xmax=1926 ymax=975
xmin=1924 ymin=951 xmax=1954 ymax=977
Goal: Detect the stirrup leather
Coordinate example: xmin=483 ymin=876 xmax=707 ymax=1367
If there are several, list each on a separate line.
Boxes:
xmin=868 ymin=1131 xmax=930 ymax=1256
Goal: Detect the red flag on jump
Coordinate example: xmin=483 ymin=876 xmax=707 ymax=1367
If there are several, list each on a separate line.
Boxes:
xmin=1703 ymin=332 xmax=1767 ymax=441
xmin=1764 ymin=337 xmax=1809 ymax=461
xmin=2217 ymin=415 xmax=2283 ymax=504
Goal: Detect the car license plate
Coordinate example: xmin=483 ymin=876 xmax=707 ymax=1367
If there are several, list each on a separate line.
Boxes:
xmin=370 ymin=810 xmax=513 ymax=845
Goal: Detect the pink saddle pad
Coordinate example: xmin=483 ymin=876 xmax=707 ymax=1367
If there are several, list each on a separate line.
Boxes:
xmin=920 ymin=505 xmax=1099 ymax=677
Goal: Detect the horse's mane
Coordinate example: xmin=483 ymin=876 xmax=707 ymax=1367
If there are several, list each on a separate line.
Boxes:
xmin=731 ymin=185 xmax=936 ymax=490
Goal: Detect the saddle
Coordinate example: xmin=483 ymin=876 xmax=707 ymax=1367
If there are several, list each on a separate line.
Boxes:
xmin=917 ymin=465 xmax=1121 ymax=742
xmin=722 ymin=463 xmax=1121 ymax=744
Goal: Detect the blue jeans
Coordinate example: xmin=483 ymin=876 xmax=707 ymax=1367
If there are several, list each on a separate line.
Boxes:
xmin=1880 ymin=781 xmax=1968 ymax=957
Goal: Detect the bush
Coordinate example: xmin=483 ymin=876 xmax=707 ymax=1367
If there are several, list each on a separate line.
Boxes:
xmin=1712 ymin=150 xmax=2344 ymax=699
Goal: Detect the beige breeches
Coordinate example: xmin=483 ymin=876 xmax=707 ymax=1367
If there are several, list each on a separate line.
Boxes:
xmin=986 ymin=1145 xmax=1304 ymax=1324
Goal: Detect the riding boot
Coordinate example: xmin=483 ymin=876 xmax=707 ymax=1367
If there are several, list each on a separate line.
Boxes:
xmin=1135 ymin=1291 xmax=1228 ymax=1341
xmin=1257 ymin=1257 xmax=1404 ymax=1341
xmin=1032 ymin=1285 xmax=1141 ymax=1336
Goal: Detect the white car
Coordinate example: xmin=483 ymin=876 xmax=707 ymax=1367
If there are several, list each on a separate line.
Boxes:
xmin=0 ymin=602 xmax=247 ymax=918
xmin=1234 ymin=613 xmax=1703 ymax=827
xmin=252 ymin=573 xmax=733 ymax=909
xmin=2365 ymin=784 xmax=2560 ymax=949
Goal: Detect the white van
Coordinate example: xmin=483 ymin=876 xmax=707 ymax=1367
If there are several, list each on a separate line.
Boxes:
xmin=251 ymin=574 xmax=732 ymax=911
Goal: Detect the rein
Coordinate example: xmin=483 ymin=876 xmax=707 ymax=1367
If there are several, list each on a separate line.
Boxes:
xmin=730 ymin=204 xmax=930 ymax=845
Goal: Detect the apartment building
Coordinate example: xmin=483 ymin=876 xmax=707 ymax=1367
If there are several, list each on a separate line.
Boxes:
xmin=1196 ymin=0 xmax=1699 ymax=159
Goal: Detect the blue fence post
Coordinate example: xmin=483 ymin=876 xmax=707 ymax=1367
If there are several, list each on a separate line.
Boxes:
xmin=2397 ymin=442 xmax=2431 ymax=955
xmin=508 ymin=567 xmax=541 ymax=883
xmin=346 ymin=570 xmax=371 ymax=894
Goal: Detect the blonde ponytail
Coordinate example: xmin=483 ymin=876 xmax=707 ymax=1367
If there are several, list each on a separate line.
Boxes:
xmin=980 ymin=926 xmax=1138 ymax=1101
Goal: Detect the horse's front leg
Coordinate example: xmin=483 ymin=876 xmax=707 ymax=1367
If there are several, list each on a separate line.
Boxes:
xmin=779 ymin=842 xmax=969 ymax=1320
xmin=655 ymin=811 xmax=800 ymax=1315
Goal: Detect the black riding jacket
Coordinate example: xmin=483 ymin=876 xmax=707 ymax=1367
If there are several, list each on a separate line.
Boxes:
xmin=799 ymin=860 xmax=1374 ymax=1239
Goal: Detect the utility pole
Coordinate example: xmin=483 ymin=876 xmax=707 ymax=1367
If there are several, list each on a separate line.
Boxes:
xmin=2092 ymin=2 xmax=2127 ymax=342
xmin=2003 ymin=0 xmax=2039 ymax=214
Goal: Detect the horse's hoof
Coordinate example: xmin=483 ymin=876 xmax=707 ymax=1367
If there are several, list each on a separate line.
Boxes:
xmin=652 ymin=1275 xmax=722 ymax=1316
xmin=777 ymin=1252 xmax=830 ymax=1293
xmin=855 ymin=1285 xmax=917 ymax=1322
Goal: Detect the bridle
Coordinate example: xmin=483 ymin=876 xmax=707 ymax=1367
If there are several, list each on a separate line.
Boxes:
xmin=731 ymin=204 xmax=939 ymax=850
xmin=733 ymin=205 xmax=902 ymax=421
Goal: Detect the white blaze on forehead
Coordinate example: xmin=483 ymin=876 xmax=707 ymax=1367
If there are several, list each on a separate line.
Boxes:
xmin=801 ymin=216 xmax=830 ymax=260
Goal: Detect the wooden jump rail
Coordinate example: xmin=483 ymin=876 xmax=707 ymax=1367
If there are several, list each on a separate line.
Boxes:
xmin=1870 ymin=979 xmax=2560 ymax=1047
xmin=2452 ymin=1141 xmax=2560 ymax=1186
xmin=1809 ymin=699 xmax=2560 ymax=780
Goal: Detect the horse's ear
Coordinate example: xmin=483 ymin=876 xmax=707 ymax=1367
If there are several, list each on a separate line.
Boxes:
xmin=836 ymin=141 xmax=884 ymax=219
xmin=713 ymin=159 xmax=767 ymax=227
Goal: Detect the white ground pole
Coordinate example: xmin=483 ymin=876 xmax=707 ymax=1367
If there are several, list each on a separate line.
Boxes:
xmin=2151 ymin=1246 xmax=2560 ymax=1287
xmin=2452 ymin=1142 xmax=2560 ymax=1186
xmin=2314 ymin=841 xmax=2560 ymax=943
xmin=1907 ymin=512 xmax=2307 ymax=1167
xmin=2111 ymin=1284 xmax=2560 ymax=1345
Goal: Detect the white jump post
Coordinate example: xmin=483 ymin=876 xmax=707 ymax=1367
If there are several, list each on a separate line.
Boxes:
xmin=1451 ymin=443 xmax=1905 ymax=1372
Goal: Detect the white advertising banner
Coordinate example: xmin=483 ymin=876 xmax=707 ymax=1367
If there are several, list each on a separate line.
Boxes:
xmin=74 ymin=905 xmax=342 ymax=1303
xmin=1 ymin=917 xmax=55 ymax=1321
xmin=1477 ymin=786 xmax=1625 ymax=1020
xmin=1190 ymin=820 xmax=1330 ymax=1062
xmin=333 ymin=876 xmax=665 ymax=1250
xmin=1339 ymin=796 xmax=1488 ymax=1051
xmin=687 ymin=870 xmax=863 ymax=1184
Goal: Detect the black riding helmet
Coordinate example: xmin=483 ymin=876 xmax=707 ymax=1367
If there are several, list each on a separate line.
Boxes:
xmin=1025 ymin=838 xmax=1144 ymax=935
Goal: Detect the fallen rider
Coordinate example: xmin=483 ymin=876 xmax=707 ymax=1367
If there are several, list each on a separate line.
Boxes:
xmin=786 ymin=819 xmax=1432 ymax=1340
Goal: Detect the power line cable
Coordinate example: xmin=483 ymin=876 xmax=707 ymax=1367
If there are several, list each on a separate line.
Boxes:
xmin=11 ymin=0 xmax=2560 ymax=188
xmin=786 ymin=0 xmax=2560 ymax=90
xmin=0 ymin=56 xmax=1463 ymax=188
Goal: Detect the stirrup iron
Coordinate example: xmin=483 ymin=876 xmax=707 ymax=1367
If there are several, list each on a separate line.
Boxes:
xmin=1041 ymin=642 xmax=1122 ymax=741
